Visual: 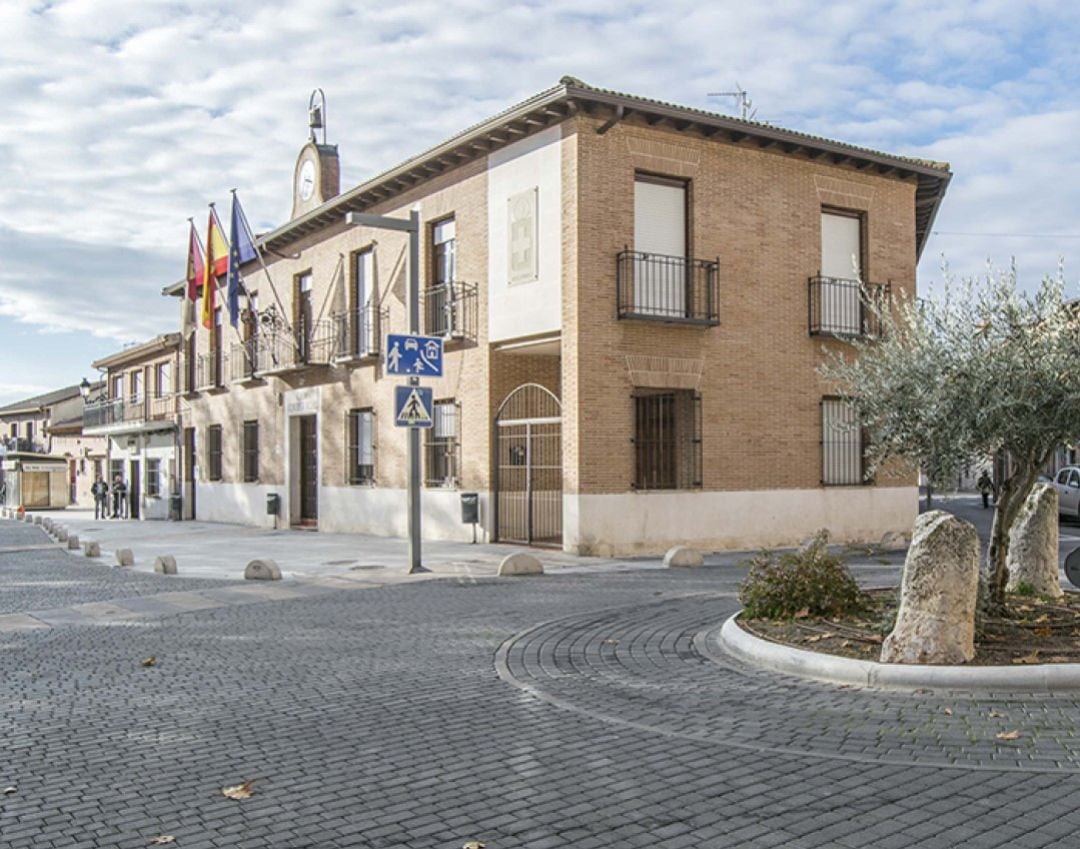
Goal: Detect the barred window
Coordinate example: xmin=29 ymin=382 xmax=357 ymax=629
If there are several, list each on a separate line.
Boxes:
xmin=146 ymin=459 xmax=161 ymax=498
xmin=632 ymin=390 xmax=702 ymax=490
xmin=347 ymin=409 xmax=375 ymax=485
xmin=425 ymin=400 xmax=459 ymax=487
xmin=242 ymin=420 xmax=259 ymax=483
xmin=821 ymin=397 xmax=865 ymax=485
xmin=207 ymin=425 xmax=223 ymax=482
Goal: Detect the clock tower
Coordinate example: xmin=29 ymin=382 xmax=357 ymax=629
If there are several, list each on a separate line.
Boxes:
xmin=290 ymin=89 xmax=340 ymax=220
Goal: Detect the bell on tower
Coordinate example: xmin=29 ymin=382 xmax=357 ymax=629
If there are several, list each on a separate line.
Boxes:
xmin=290 ymin=88 xmax=340 ymax=220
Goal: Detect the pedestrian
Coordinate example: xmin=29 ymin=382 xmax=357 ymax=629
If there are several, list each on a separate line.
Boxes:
xmin=977 ymin=470 xmax=994 ymax=509
xmin=111 ymin=475 xmax=127 ymax=519
xmin=91 ymin=475 xmax=109 ymax=520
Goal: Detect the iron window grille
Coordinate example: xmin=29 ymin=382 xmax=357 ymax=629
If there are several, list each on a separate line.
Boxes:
xmin=425 ymin=400 xmax=460 ymax=488
xmin=821 ymin=397 xmax=868 ymax=485
xmin=242 ymin=420 xmax=259 ymax=483
xmin=632 ymin=390 xmax=702 ymax=490
xmin=617 ymin=249 xmax=719 ymax=325
xmin=808 ymin=277 xmax=889 ymax=338
xmin=346 ymin=409 xmax=376 ymax=485
xmin=207 ymin=425 xmax=223 ymax=482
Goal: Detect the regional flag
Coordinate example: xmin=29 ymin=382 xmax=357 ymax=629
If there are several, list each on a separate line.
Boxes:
xmin=228 ymin=192 xmax=259 ymax=328
xmin=183 ymin=220 xmax=205 ymax=336
xmin=201 ymin=206 xmax=229 ymax=330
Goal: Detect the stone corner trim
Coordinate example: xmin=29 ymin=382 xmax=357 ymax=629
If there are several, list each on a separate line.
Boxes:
xmin=717 ymin=613 xmax=1080 ymax=693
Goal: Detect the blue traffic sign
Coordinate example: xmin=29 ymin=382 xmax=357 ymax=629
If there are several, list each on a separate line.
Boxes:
xmin=394 ymin=385 xmax=434 ymax=428
xmin=386 ymin=333 xmax=444 ymax=377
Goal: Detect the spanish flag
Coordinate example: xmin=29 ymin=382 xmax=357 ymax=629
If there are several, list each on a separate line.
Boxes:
xmin=183 ymin=220 xmax=205 ymax=336
xmin=201 ymin=206 xmax=229 ymax=330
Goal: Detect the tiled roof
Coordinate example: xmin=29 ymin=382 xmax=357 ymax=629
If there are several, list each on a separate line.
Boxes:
xmin=0 ymin=384 xmax=84 ymax=416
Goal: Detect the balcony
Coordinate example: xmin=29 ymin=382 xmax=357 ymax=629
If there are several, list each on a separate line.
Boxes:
xmin=616 ymin=249 xmax=719 ymax=325
xmin=0 ymin=436 xmax=46 ymax=454
xmin=195 ymin=353 xmax=223 ymax=391
xmin=228 ymin=339 xmax=259 ymax=383
xmin=331 ymin=305 xmax=382 ymax=362
xmin=808 ymin=277 xmax=890 ymax=339
xmin=253 ymin=321 xmax=334 ymax=375
xmin=83 ymin=395 xmax=174 ymax=432
xmin=423 ymin=282 xmax=478 ymax=341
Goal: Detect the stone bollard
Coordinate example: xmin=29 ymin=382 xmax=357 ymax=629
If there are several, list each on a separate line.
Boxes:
xmin=664 ymin=545 xmax=704 ymax=568
xmin=67 ymin=535 xmax=80 ymax=550
xmin=84 ymin=541 xmax=101 ymax=558
xmin=498 ymin=552 xmax=544 ymax=576
xmin=42 ymin=518 xmax=52 ymax=531
xmin=245 ymin=559 xmax=281 ymax=581
xmin=115 ymin=548 xmax=134 ymax=568
xmin=1007 ymin=483 xmax=1063 ymax=600
xmin=881 ymin=511 xmax=979 ymax=665
xmin=33 ymin=515 xmax=42 ymax=525
xmin=154 ymin=555 xmax=178 ymax=575
xmin=56 ymin=528 xmax=68 ymax=542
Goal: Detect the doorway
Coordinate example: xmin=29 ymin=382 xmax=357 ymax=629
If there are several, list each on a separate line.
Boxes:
xmin=494 ymin=384 xmax=562 ymax=547
xmin=129 ymin=460 xmax=140 ymax=520
xmin=298 ymin=415 xmax=318 ymax=525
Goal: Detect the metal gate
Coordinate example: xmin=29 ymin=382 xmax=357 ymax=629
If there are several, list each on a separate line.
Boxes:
xmin=495 ymin=384 xmax=562 ymax=547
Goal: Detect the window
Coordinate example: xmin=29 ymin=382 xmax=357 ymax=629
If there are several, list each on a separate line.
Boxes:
xmin=347 ymin=409 xmax=375 ymax=485
xmin=426 ymin=219 xmax=457 ymax=337
xmin=207 ymin=425 xmax=223 ymax=481
xmin=821 ymin=397 xmax=865 ymax=486
xmin=109 ymin=459 xmax=123 ymax=483
xmin=632 ymin=390 xmax=702 ymax=490
xmin=242 ymin=420 xmax=259 ymax=483
xmin=156 ymin=362 xmax=172 ymax=397
xmin=425 ymin=400 xmax=459 ymax=487
xmin=130 ymin=370 xmax=143 ymax=402
xmin=817 ymin=209 xmax=865 ymax=335
xmin=184 ymin=334 xmax=196 ymax=393
xmin=632 ymin=174 xmax=688 ymax=317
xmin=213 ymin=307 xmax=223 ymax=386
xmin=296 ymin=272 xmax=313 ymax=362
xmin=146 ymin=459 xmax=161 ymax=497
xmin=111 ymin=375 xmax=123 ymax=400
xmin=9 ymin=423 xmax=16 ymax=439
xmin=25 ymin=422 xmax=33 ymax=447
xmin=352 ymin=250 xmax=375 ymax=356
xmin=94 ymin=459 xmax=103 ymax=480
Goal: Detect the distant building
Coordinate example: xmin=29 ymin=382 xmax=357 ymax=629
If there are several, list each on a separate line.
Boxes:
xmin=165 ymin=77 xmax=950 ymax=554
xmin=83 ymin=334 xmax=181 ymax=520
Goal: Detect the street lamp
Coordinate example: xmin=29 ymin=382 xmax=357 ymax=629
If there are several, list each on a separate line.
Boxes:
xmin=78 ymin=377 xmax=91 ymax=399
xmin=344 ymin=209 xmax=426 ymax=574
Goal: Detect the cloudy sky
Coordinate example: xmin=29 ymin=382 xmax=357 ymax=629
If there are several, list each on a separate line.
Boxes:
xmin=1 ymin=0 xmax=1078 ymax=404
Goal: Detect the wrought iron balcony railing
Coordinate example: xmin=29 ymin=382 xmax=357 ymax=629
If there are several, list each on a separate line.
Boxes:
xmin=423 ymin=282 xmax=478 ymax=340
xmin=331 ymin=305 xmax=381 ymax=360
xmin=195 ymin=352 xmax=223 ymax=390
xmin=228 ymin=339 xmax=259 ymax=382
xmin=808 ymin=277 xmax=890 ymax=339
xmin=616 ymin=249 xmax=719 ymax=325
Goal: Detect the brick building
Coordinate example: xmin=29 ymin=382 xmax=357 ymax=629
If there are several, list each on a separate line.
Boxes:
xmin=83 ymin=334 xmax=181 ymax=520
xmin=167 ymin=77 xmax=950 ymax=554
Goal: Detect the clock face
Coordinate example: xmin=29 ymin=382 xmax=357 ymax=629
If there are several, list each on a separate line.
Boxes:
xmin=298 ymin=159 xmax=316 ymax=201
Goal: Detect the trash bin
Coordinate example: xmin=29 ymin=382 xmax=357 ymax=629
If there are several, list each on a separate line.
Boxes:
xmin=266 ymin=493 xmax=281 ymax=516
xmin=460 ymin=492 xmax=479 ymax=524
xmin=169 ymin=493 xmax=182 ymax=521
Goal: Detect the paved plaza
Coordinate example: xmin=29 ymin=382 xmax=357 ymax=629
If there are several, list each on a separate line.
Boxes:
xmin=3 ymin=507 xmax=1080 ymax=847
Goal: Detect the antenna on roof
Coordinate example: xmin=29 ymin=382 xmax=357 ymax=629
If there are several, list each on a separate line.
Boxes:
xmin=708 ymin=84 xmax=756 ymax=121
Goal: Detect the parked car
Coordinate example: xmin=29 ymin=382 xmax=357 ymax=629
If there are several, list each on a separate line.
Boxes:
xmin=1052 ymin=466 xmax=1080 ymax=517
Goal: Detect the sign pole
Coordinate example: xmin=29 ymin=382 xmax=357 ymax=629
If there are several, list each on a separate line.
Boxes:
xmin=407 ymin=210 xmax=424 ymax=574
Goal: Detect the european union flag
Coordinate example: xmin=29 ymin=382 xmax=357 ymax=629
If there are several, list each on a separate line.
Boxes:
xmin=228 ymin=192 xmax=259 ymax=327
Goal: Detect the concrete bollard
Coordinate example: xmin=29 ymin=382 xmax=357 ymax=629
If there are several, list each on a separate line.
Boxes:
xmin=42 ymin=518 xmax=52 ymax=531
xmin=67 ymin=535 xmax=80 ymax=550
xmin=115 ymin=548 xmax=134 ymax=568
xmin=244 ymin=559 xmax=282 ymax=581
xmin=84 ymin=541 xmax=101 ymax=558
xmin=56 ymin=529 xmax=68 ymax=542
xmin=498 ymin=552 xmax=544 ymax=577
xmin=33 ymin=515 xmax=42 ymax=525
xmin=153 ymin=555 xmax=178 ymax=575
xmin=663 ymin=545 xmax=704 ymax=568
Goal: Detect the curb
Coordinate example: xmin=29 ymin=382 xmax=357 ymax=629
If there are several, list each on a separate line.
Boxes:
xmin=717 ymin=613 xmax=1080 ymax=692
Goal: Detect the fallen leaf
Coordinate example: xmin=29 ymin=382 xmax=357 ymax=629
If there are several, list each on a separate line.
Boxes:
xmin=462 ymin=842 xmax=486 ymax=849
xmin=1034 ymin=614 xmax=1050 ymax=624
xmin=841 ymin=640 xmax=852 ymax=648
xmin=2 ymin=786 xmax=14 ymax=795
xmin=1012 ymin=650 xmax=1040 ymax=665
xmin=1017 ymin=605 xmax=1034 ymax=612
xmin=793 ymin=607 xmax=810 ymax=619
xmin=222 ymin=779 xmax=255 ymax=800
xmin=943 ymin=707 xmax=953 ymax=716
xmin=149 ymin=838 xmax=176 ymax=846
xmin=804 ymin=632 xmax=835 ymax=643
xmin=1033 ymin=627 xmax=1053 ymax=638
xmin=996 ymin=729 xmax=1022 ymax=741
xmin=141 ymin=657 xmax=157 ymax=668
xmin=867 ymin=634 xmax=884 ymax=644
xmin=988 ymin=709 xmax=1006 ymax=718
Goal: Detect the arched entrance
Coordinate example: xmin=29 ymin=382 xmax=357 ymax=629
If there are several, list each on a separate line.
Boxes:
xmin=494 ymin=383 xmax=562 ymax=547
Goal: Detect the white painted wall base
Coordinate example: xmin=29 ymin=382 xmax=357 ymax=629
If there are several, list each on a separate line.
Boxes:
xmin=563 ymin=486 xmax=918 ymax=557
xmin=196 ymin=482 xmax=280 ymax=529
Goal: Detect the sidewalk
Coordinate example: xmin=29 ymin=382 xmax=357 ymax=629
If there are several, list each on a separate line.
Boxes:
xmin=38 ymin=509 xmax=661 ymax=582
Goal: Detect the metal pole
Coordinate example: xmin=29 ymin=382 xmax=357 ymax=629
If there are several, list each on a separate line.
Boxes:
xmin=407 ymin=210 xmax=425 ymax=574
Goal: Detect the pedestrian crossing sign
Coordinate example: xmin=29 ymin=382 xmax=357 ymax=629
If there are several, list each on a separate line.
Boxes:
xmin=394 ymin=385 xmax=434 ymax=428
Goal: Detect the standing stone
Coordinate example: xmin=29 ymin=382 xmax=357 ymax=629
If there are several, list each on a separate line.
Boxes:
xmin=1007 ymin=483 xmax=1063 ymax=600
xmin=881 ymin=510 xmax=980 ymax=665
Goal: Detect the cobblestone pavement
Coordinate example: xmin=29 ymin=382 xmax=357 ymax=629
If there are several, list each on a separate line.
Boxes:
xmin=4 ymin=523 xmax=1080 ymax=848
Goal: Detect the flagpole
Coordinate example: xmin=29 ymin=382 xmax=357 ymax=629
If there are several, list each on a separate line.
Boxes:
xmin=232 ymin=189 xmax=293 ymax=334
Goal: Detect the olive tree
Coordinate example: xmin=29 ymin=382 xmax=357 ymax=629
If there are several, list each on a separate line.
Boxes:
xmin=822 ymin=265 xmax=1080 ymax=610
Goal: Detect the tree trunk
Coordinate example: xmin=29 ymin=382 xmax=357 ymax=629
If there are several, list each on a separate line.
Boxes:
xmin=986 ymin=461 xmax=1042 ymax=610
